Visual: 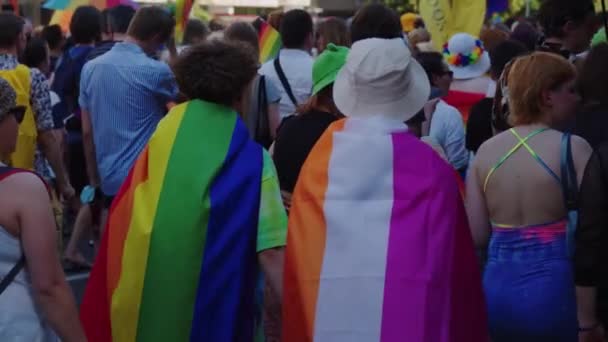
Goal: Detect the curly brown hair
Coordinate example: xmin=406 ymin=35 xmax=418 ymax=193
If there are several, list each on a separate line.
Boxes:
xmin=172 ymin=39 xmax=259 ymax=107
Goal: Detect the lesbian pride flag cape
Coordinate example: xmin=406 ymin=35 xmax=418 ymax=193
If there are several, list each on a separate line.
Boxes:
xmin=283 ymin=118 xmax=488 ymax=342
xmin=80 ymin=100 xmax=264 ymax=342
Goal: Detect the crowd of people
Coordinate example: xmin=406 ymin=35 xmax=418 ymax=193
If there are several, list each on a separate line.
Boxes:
xmin=0 ymin=0 xmax=608 ymax=341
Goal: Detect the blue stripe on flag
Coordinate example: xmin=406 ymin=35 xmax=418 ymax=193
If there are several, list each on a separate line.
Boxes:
xmin=189 ymin=117 xmax=263 ymax=342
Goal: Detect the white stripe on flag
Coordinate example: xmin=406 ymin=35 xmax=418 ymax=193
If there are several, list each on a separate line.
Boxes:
xmin=313 ymin=119 xmax=395 ymax=342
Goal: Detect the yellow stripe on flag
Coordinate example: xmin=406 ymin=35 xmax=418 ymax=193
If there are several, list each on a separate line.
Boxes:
xmin=110 ymin=105 xmax=187 ymax=341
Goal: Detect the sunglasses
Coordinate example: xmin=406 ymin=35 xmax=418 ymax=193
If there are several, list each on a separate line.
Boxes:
xmin=8 ymin=106 xmax=25 ymax=124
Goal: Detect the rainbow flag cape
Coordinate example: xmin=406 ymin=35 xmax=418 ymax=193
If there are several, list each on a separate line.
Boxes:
xmin=258 ymin=20 xmax=281 ymax=64
xmin=80 ymin=100 xmax=264 ymax=341
xmin=175 ymin=0 xmax=194 ymax=43
xmin=283 ymin=119 xmax=488 ymax=342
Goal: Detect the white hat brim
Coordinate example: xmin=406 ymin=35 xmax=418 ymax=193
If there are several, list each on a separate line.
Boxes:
xmin=449 ymin=51 xmax=491 ymax=80
xmin=333 ymin=58 xmax=431 ymax=122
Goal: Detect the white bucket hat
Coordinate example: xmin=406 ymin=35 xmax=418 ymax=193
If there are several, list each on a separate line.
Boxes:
xmin=443 ymin=33 xmax=491 ymax=80
xmin=333 ymin=37 xmax=430 ymax=122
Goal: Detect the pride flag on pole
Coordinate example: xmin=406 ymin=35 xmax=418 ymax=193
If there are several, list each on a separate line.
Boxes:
xmin=258 ymin=20 xmax=281 ymax=64
xmin=80 ymin=100 xmax=265 ymax=341
xmin=175 ymin=0 xmax=194 ymax=43
xmin=282 ymin=119 xmax=488 ymax=342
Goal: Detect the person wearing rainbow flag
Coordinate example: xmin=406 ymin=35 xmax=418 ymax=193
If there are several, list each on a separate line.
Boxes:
xmin=80 ymin=39 xmax=287 ymax=342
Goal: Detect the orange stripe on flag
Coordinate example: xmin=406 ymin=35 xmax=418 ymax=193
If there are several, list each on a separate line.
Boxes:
xmin=106 ymin=146 xmax=149 ymax=297
xmin=283 ymin=119 xmax=347 ymax=341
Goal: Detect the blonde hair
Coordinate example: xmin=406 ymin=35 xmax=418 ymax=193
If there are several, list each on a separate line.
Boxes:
xmin=507 ymin=52 xmax=576 ymax=125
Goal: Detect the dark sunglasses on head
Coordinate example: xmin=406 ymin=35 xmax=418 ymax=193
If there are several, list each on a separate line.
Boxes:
xmin=8 ymin=106 xmax=25 ymax=124
xmin=443 ymin=70 xmax=454 ymax=78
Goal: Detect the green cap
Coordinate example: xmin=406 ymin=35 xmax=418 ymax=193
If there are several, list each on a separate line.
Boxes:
xmin=592 ymin=27 xmax=606 ymax=47
xmin=312 ymin=43 xmax=349 ymax=95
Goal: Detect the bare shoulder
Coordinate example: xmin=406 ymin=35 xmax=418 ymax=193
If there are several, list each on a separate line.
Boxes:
xmin=570 ymin=134 xmax=592 ymax=153
xmin=475 ymin=129 xmax=513 ymax=158
xmin=0 ymin=172 xmax=48 ymax=204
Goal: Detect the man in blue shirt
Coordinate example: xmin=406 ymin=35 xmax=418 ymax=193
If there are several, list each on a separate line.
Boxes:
xmin=80 ymin=6 xmax=178 ymax=206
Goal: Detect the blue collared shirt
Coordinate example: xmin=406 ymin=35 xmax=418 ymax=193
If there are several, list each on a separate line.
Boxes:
xmin=80 ymin=42 xmax=178 ymax=196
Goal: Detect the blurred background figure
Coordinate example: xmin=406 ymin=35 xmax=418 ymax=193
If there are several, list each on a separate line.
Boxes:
xmin=224 ymin=21 xmax=281 ymax=148
xmin=315 ymin=17 xmax=350 ymax=54
xmin=574 ymin=43 xmax=608 ymax=149
xmin=480 ymin=28 xmax=509 ymax=55
xmin=182 ymin=19 xmax=209 ymax=47
xmin=400 ymin=12 xmax=418 ymax=34
xmin=272 ymin=43 xmax=348 ymax=210
xmin=416 ymin=51 xmax=468 ymax=174
xmin=350 ymin=4 xmax=402 ymax=44
xmin=87 ymin=5 xmax=136 ymax=61
xmin=537 ymin=0 xmax=597 ymax=60
xmin=267 ymin=9 xmax=283 ymax=31
xmin=466 ymin=39 xmax=528 ymax=155
xmin=260 ymin=9 xmax=314 ymax=119
xmin=510 ymin=21 xmax=540 ymax=52
xmin=408 ymin=27 xmax=433 ymax=53
xmin=209 ymin=18 xmax=225 ymax=32
xmin=443 ymin=33 xmax=492 ymax=123
xmin=23 ymin=37 xmax=51 ymax=79
xmin=41 ymin=24 xmax=65 ymax=73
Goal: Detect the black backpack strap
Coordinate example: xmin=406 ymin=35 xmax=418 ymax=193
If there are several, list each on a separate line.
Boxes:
xmin=0 ymin=256 xmax=25 ymax=296
xmin=560 ymin=132 xmax=578 ymax=210
xmin=273 ymin=55 xmax=299 ymax=108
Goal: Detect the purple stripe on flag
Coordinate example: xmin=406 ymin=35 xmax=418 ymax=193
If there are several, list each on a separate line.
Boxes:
xmin=380 ymin=131 xmax=489 ymax=341
xmin=380 ymin=132 xmax=447 ymax=341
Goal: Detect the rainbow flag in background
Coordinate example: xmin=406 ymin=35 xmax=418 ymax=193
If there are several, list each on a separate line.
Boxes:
xmin=44 ymin=0 xmax=138 ymax=31
xmin=175 ymin=0 xmax=194 ymax=43
xmin=258 ymin=20 xmax=281 ymax=64
xmin=80 ymin=100 xmax=264 ymax=341
xmin=282 ymin=119 xmax=488 ymax=342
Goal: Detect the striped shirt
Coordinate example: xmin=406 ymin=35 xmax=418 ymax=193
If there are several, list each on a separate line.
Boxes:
xmin=79 ymin=42 xmax=178 ymax=196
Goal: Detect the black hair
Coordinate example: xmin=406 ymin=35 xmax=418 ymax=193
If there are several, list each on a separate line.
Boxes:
xmin=280 ymin=9 xmax=313 ymax=49
xmin=510 ymin=21 xmax=539 ymax=51
xmin=538 ymin=0 xmax=595 ymax=39
xmin=23 ymin=37 xmax=48 ymax=69
xmin=42 ymin=24 xmax=63 ymax=50
xmin=0 ymin=13 xmax=24 ymax=49
xmin=70 ymin=6 xmax=102 ymax=44
xmin=489 ymin=40 xmax=528 ymax=79
xmin=109 ymin=5 xmax=135 ymax=34
xmin=127 ymin=6 xmax=175 ymax=43
xmin=101 ymin=9 xmax=111 ymax=34
xmin=172 ymin=39 xmax=258 ymax=106
xmin=183 ymin=19 xmax=209 ymax=45
xmin=350 ymin=4 xmax=402 ymax=43
xmin=225 ymin=21 xmax=259 ymax=55
xmin=416 ymin=52 xmax=446 ymax=87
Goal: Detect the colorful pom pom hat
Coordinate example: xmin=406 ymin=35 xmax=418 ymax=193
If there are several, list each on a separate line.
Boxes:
xmin=443 ymin=33 xmax=491 ymax=80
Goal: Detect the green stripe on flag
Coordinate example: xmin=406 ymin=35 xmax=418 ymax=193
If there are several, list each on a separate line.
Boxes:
xmin=136 ymin=100 xmax=237 ymax=341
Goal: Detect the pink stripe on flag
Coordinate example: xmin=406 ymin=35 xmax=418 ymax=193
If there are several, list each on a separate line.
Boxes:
xmin=380 ymin=132 xmax=488 ymax=341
